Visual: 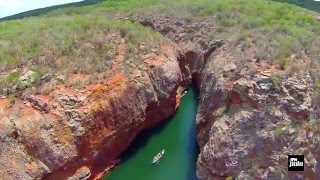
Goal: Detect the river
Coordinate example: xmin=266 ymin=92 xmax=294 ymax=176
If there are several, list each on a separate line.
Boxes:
xmin=104 ymin=88 xmax=199 ymax=180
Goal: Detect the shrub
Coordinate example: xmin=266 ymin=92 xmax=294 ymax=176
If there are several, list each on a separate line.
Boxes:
xmin=6 ymin=71 xmax=21 ymax=83
xmin=274 ymin=57 xmax=290 ymax=69
xmin=270 ymin=73 xmax=282 ymax=91
xmin=41 ymin=86 xmax=53 ymax=95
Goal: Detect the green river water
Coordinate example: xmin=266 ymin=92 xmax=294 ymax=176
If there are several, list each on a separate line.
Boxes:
xmin=105 ymin=88 xmax=199 ymax=180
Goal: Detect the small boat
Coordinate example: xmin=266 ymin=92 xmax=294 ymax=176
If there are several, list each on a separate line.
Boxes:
xmin=181 ymin=90 xmax=187 ymax=97
xmin=151 ymin=149 xmax=165 ymax=164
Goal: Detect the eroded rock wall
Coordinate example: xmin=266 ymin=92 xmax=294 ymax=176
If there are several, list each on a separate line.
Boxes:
xmin=0 ymin=45 xmax=184 ymax=179
xmin=134 ymin=15 xmax=320 ymax=179
xmin=196 ymin=46 xmax=320 ymax=179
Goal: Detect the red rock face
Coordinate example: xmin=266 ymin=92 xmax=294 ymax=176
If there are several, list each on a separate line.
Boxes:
xmin=0 ymin=45 xmax=185 ymax=179
xmin=229 ymin=91 xmax=242 ymax=105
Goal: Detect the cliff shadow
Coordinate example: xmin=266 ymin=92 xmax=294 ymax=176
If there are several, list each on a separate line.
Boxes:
xmin=117 ymin=115 xmax=174 ymax=163
xmin=186 ymin=85 xmax=200 ymax=180
xmin=186 ymin=116 xmax=200 ymax=180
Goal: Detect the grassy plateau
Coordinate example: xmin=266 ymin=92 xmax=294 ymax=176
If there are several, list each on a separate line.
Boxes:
xmin=0 ymin=0 xmax=319 ymax=96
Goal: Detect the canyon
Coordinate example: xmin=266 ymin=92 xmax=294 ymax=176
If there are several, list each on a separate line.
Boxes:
xmin=1 ymin=0 xmax=320 ymax=179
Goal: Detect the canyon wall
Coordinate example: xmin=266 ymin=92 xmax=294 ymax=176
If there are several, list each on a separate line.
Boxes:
xmin=135 ymin=15 xmax=320 ymax=179
xmin=195 ymin=45 xmax=320 ymax=179
xmin=0 ymin=43 xmax=185 ymax=179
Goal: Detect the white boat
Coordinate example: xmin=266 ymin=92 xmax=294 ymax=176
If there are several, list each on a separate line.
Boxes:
xmin=151 ymin=149 xmax=165 ymax=164
xmin=181 ymin=90 xmax=187 ymax=97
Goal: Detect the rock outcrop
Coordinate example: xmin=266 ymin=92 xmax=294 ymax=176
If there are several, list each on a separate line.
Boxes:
xmin=0 ymin=44 xmax=185 ymax=179
xmin=134 ymin=14 xmax=320 ymax=179
xmin=196 ymin=50 xmax=320 ymax=179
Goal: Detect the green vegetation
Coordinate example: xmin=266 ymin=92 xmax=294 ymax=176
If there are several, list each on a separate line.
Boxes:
xmin=41 ymin=86 xmax=53 ymax=95
xmin=0 ymin=15 xmax=159 ymax=66
xmin=0 ymin=12 xmax=162 ymax=95
xmin=124 ymin=0 xmax=320 ymax=66
xmin=0 ymin=0 xmax=319 ymax=96
xmin=6 ymin=71 xmax=21 ymax=84
xmin=274 ymin=124 xmax=286 ymax=136
xmin=46 ymin=0 xmax=157 ymax=16
xmin=270 ymin=73 xmax=282 ymax=91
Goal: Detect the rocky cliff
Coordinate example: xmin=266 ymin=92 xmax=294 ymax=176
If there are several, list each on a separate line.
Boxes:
xmin=195 ymin=46 xmax=320 ymax=179
xmin=0 ymin=38 xmax=185 ymax=179
xmin=1 ymin=0 xmax=320 ymax=179
xmin=134 ymin=9 xmax=320 ymax=179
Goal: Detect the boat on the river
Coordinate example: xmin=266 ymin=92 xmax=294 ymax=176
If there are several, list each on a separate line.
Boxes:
xmin=182 ymin=90 xmax=187 ymax=97
xmin=151 ymin=149 xmax=165 ymax=164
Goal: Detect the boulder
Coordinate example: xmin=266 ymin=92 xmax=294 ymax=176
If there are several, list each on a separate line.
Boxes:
xmin=17 ymin=70 xmax=39 ymax=89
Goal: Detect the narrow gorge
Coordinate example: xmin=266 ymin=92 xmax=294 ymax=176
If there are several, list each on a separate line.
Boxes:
xmin=0 ymin=0 xmax=320 ymax=180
